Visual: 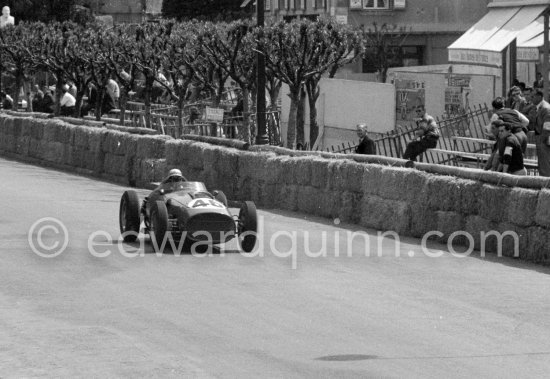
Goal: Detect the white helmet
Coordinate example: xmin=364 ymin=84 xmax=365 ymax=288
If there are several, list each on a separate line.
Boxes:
xmin=168 ymin=168 xmax=182 ymax=177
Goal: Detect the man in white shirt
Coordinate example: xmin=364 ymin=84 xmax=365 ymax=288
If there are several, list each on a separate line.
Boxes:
xmin=106 ymin=78 xmax=120 ymax=104
xmin=60 ymin=84 xmax=76 ymax=116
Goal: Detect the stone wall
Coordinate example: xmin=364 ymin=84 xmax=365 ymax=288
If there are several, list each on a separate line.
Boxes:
xmin=1 ymin=113 xmax=550 ymax=263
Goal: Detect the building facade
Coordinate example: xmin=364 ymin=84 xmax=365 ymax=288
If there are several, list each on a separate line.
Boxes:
xmin=264 ymin=0 xmax=491 ymax=73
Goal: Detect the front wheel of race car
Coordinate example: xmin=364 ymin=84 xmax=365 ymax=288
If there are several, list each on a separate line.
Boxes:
xmin=150 ymin=200 xmax=169 ymax=252
xmin=119 ymin=190 xmax=140 ymax=242
xmin=238 ymin=201 xmax=258 ymax=253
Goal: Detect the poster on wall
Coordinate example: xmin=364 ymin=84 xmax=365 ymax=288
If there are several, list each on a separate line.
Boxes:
xmin=444 ymin=74 xmax=472 ymax=136
xmin=393 ymin=78 xmax=426 ymax=127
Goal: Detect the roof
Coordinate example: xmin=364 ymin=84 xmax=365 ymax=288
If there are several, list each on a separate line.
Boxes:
xmin=448 ymin=4 xmax=548 ymax=67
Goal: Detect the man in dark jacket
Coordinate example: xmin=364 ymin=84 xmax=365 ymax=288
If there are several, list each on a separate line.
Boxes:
xmin=532 ymin=89 xmax=550 ymax=176
xmin=355 ymin=124 xmax=376 ymax=155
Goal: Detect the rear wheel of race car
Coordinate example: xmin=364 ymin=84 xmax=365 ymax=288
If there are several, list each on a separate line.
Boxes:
xmin=213 ymin=190 xmax=228 ymax=207
xmin=119 ymin=190 xmax=140 ymax=242
xmin=238 ymin=201 xmax=258 ymax=253
xmin=150 ymin=200 xmax=169 ymax=252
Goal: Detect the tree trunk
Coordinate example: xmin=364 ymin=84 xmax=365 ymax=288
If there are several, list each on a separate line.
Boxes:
xmin=119 ymin=87 xmax=129 ymax=126
xmin=268 ymin=80 xmax=282 ymax=110
xmin=242 ymin=88 xmax=250 ymax=144
xmin=144 ymin=76 xmax=154 ymax=130
xmin=94 ymin=88 xmax=105 ymax=121
xmin=24 ymin=81 xmax=32 ymax=112
xmin=286 ymin=86 xmax=300 ymax=149
xmin=306 ymin=80 xmax=321 ymax=149
xmin=296 ymin=87 xmax=306 ymax=149
xmin=54 ymin=76 xmax=63 ymax=116
xmin=75 ymin=89 xmax=85 ymax=118
xmin=12 ymin=73 xmax=22 ymax=113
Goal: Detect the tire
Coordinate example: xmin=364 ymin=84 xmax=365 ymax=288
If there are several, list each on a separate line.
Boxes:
xmin=150 ymin=200 xmax=169 ymax=252
xmin=214 ymin=190 xmax=228 ymax=207
xmin=238 ymin=201 xmax=258 ymax=253
xmin=119 ymin=190 xmax=140 ymax=242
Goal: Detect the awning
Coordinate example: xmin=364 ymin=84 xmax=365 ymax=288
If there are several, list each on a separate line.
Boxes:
xmin=448 ymin=5 xmax=548 ymax=67
xmin=517 ymin=16 xmax=544 ymax=61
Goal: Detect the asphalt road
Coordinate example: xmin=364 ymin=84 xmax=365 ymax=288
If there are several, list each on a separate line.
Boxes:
xmin=2 ymin=157 xmax=550 ymax=378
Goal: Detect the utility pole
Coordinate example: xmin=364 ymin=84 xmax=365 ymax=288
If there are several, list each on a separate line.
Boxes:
xmin=544 ymin=11 xmax=549 ymax=101
xmin=255 ymin=0 xmax=268 ymax=145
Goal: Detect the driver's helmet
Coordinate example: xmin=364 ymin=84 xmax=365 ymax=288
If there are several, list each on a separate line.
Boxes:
xmin=166 ymin=168 xmax=184 ymax=183
xmin=169 ymin=168 xmax=182 ymax=177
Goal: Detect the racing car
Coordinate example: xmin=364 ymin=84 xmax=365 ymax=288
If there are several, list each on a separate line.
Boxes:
xmin=119 ymin=169 xmax=257 ymax=253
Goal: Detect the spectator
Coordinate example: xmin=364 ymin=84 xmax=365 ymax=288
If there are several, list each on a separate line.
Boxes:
xmin=518 ymin=86 xmax=538 ymax=130
xmin=81 ymin=83 xmax=116 ymax=116
xmin=496 ymin=120 xmax=526 ymax=175
xmin=490 ymin=96 xmax=529 ymax=153
xmin=59 ymin=84 xmax=76 ymax=116
xmin=533 ymin=72 xmax=544 ymax=89
xmin=1 ymin=91 xmax=14 ymax=109
xmin=106 ymin=78 xmax=120 ymax=104
xmin=40 ymin=86 xmax=55 ymax=114
xmin=31 ymin=84 xmax=44 ymax=112
xmin=403 ymin=105 xmax=439 ymax=162
xmin=531 ymin=89 xmax=550 ymax=176
xmin=67 ymin=81 xmax=77 ymax=98
xmin=355 ymin=123 xmax=376 ymax=155
xmin=483 ymin=120 xmax=503 ymax=171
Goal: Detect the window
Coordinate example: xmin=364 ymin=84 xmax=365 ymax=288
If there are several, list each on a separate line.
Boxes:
xmin=297 ymin=0 xmax=306 ymax=9
xmin=313 ymin=0 xmax=326 ymax=9
xmin=362 ymin=45 xmax=424 ymax=73
xmin=265 ymin=0 xmax=271 ymax=10
xmin=363 ymin=0 xmax=389 ymax=9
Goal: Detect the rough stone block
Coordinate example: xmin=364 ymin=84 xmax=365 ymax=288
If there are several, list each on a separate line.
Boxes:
xmin=535 ymin=189 xmax=550 ymax=228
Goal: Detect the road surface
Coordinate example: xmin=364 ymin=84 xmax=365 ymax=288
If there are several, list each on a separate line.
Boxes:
xmin=1 ymin=157 xmax=550 ymax=378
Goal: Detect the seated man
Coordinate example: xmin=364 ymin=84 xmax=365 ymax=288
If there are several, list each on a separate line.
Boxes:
xmin=497 ymin=121 xmax=526 ymax=175
xmin=59 ymin=84 xmax=76 ymax=116
xmin=355 ymin=123 xmax=376 ymax=155
xmin=0 ymin=91 xmax=13 ymax=110
xmin=403 ymin=105 xmax=440 ymax=162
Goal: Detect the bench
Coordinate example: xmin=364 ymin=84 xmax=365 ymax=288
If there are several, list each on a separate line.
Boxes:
xmin=451 ymin=136 xmax=537 ymax=159
xmin=429 ymin=148 xmax=538 ymax=171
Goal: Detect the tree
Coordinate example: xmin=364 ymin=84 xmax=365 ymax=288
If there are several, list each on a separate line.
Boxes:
xmin=361 ymin=22 xmax=411 ymax=83
xmin=161 ymin=20 xmax=205 ymax=132
xmin=257 ymin=19 xmax=360 ymax=148
xmin=120 ymin=21 xmax=175 ymax=129
xmin=303 ymin=19 xmax=362 ymax=148
xmin=162 ymin=0 xmax=253 ymax=21
xmin=199 ymin=20 xmax=257 ymax=142
xmin=0 ymin=22 xmax=43 ymax=112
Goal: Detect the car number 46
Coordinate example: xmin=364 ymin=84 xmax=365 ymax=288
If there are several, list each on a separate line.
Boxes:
xmin=189 ymin=199 xmax=224 ymax=209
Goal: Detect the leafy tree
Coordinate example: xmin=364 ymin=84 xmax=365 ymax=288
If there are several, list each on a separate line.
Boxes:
xmin=120 ymin=21 xmax=175 ymax=128
xmin=361 ymin=22 xmax=411 ymax=83
xmin=257 ymin=19 xmax=360 ymax=148
xmin=0 ymin=22 xmax=43 ymax=111
xmin=199 ymin=20 xmax=257 ymax=142
xmin=161 ymin=20 xmax=205 ymax=132
xmin=303 ymin=19 xmax=362 ymax=148
xmin=38 ymin=22 xmax=94 ymax=116
xmin=162 ymin=0 xmax=253 ymax=21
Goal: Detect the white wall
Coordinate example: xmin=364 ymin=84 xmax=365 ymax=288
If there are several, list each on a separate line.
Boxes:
xmin=280 ymin=78 xmax=396 ymax=149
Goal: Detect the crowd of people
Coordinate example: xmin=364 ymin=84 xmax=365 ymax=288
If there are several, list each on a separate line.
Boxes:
xmin=483 ymin=86 xmax=550 ymax=176
xmin=352 ymin=77 xmax=550 ymax=177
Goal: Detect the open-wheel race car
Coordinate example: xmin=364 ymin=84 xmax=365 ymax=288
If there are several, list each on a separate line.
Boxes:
xmin=119 ymin=169 xmax=258 ymax=253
